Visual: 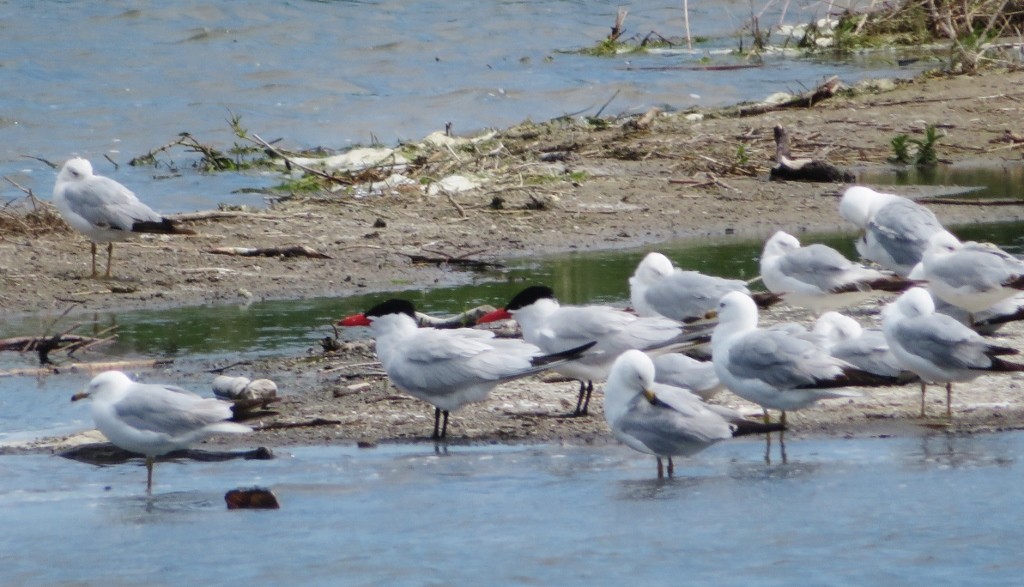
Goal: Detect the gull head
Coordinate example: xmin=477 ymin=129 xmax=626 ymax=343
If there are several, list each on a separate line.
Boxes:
xmin=715 ymin=291 xmax=759 ymax=332
xmin=814 ymin=311 xmax=862 ymax=343
xmin=632 ymin=252 xmax=675 ymax=285
xmin=762 ymin=230 xmax=801 ymax=259
xmin=925 ymin=230 xmax=962 ymax=256
xmin=839 ymin=186 xmax=895 ymax=228
xmin=604 ymin=349 xmax=656 ymax=424
xmin=57 ymin=157 xmax=94 ymax=185
xmin=884 ymin=287 xmax=935 ymax=323
xmin=71 ymin=370 xmax=134 ymax=403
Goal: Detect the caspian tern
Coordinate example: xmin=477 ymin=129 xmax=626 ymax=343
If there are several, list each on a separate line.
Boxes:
xmin=339 ymin=299 xmax=596 ymax=439
xmin=477 ymin=285 xmax=712 ymax=416
xmin=604 ymin=350 xmax=784 ymax=478
xmin=881 ymin=288 xmax=1024 ymax=418
xmin=711 ymin=292 xmax=891 ymax=426
xmin=839 ymin=186 xmax=946 ymax=277
xmin=760 ymin=230 xmax=919 ymax=313
xmin=53 ymin=157 xmax=195 ymax=278
xmin=629 ymin=252 xmax=781 ymax=322
xmin=71 ymin=371 xmax=252 ymax=493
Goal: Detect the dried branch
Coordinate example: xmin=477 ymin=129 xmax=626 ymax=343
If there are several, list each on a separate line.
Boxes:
xmin=205 ymin=245 xmax=333 ymax=259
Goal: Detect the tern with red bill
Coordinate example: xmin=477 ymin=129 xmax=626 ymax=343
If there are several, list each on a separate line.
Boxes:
xmin=477 ymin=285 xmax=713 ymax=416
xmin=338 ymin=299 xmax=596 ymax=439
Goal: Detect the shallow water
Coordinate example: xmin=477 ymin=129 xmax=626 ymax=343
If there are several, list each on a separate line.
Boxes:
xmin=2 ymin=433 xmax=1023 ymax=585
xmin=0 ymin=0 xmax=933 ymax=211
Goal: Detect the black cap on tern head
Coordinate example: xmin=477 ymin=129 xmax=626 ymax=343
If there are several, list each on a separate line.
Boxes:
xmin=364 ymin=299 xmax=418 ymax=320
xmin=505 ymin=285 xmax=556 ymax=311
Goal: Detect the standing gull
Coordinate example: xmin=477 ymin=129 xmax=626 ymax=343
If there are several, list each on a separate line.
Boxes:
xmin=53 ymin=157 xmax=195 ymax=278
xmin=604 ymin=350 xmax=783 ymax=478
xmin=920 ymin=231 xmax=1024 ymax=317
xmin=881 ymin=288 xmax=1024 ymax=418
xmin=711 ymin=292 xmax=888 ymax=426
xmin=477 ymin=285 xmax=711 ymax=416
xmin=839 ymin=186 xmax=946 ymax=276
xmin=339 ymin=299 xmax=595 ymax=439
xmin=760 ymin=230 xmax=918 ymax=313
xmin=71 ymin=371 xmax=252 ymax=493
xmin=629 ymin=252 xmax=780 ymax=323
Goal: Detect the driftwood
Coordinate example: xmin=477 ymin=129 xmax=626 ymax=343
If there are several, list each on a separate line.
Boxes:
xmin=0 ymin=334 xmax=107 ymax=353
xmin=0 ymin=358 xmax=173 ymax=378
xmin=255 ymin=417 xmax=345 ymax=431
xmin=399 ymin=250 xmax=505 ymax=270
xmin=915 ymin=197 xmax=1024 ymax=206
xmin=769 ymin=125 xmax=855 ymax=183
xmin=415 ymin=306 xmax=497 ymax=329
xmin=206 ymin=245 xmax=332 ymax=259
xmin=738 ymin=75 xmax=842 ymax=117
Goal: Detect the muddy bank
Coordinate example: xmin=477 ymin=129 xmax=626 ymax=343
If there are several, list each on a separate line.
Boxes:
xmin=5 ymin=68 xmax=1024 ymax=453
xmin=3 ymin=71 xmax=1024 ymax=317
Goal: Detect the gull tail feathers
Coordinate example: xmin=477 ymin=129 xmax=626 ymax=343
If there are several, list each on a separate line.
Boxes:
xmin=730 ymin=419 xmax=785 ymax=437
xmin=132 ymin=218 xmax=197 ymax=235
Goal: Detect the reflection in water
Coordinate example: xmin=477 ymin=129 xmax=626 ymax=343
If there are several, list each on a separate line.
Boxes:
xmin=615 ymin=475 xmax=704 ymax=501
xmin=860 ymin=161 xmax=1024 ymax=200
xmin=909 ymin=433 xmax=1016 ymax=470
xmin=3 ymin=437 xmax=1024 ymax=583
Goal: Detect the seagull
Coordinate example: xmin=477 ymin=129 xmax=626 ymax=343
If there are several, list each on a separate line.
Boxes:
xmin=71 ymin=370 xmax=252 ymax=493
xmin=908 ymin=262 xmax=1024 ymax=334
xmin=838 ymin=186 xmax=946 ymax=276
xmin=651 ymin=353 xmax=724 ymax=401
xmin=338 ymin=299 xmax=596 ymax=439
xmin=629 ymin=252 xmax=781 ymax=323
xmin=813 ymin=311 xmax=917 ymax=385
xmin=711 ymin=292 xmax=889 ymax=426
xmin=920 ymin=231 xmax=1024 ymax=316
xmin=760 ymin=230 xmax=919 ymax=313
xmin=881 ymin=287 xmax=1024 ymax=418
xmin=604 ymin=350 xmax=784 ymax=478
xmin=477 ymin=285 xmax=711 ymax=416
xmin=53 ymin=157 xmax=195 ymax=278
xmin=839 ymin=186 xmax=946 ymax=276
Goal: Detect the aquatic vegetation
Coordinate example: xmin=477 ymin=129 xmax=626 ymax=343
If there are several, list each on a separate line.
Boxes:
xmin=890 ymin=124 xmax=942 ymax=166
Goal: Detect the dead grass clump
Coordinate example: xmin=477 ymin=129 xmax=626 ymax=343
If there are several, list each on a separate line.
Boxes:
xmin=0 ymin=199 xmax=70 ymax=237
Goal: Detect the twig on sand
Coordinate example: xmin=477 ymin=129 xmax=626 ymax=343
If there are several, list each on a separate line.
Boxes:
xmin=251 ymin=133 xmax=354 ymax=186
xmin=737 ymin=76 xmax=842 ymax=117
xmin=206 ymin=245 xmax=333 ymax=259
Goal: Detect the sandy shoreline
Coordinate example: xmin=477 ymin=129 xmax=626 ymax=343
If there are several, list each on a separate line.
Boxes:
xmin=5 ymin=68 xmax=1024 ymax=453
